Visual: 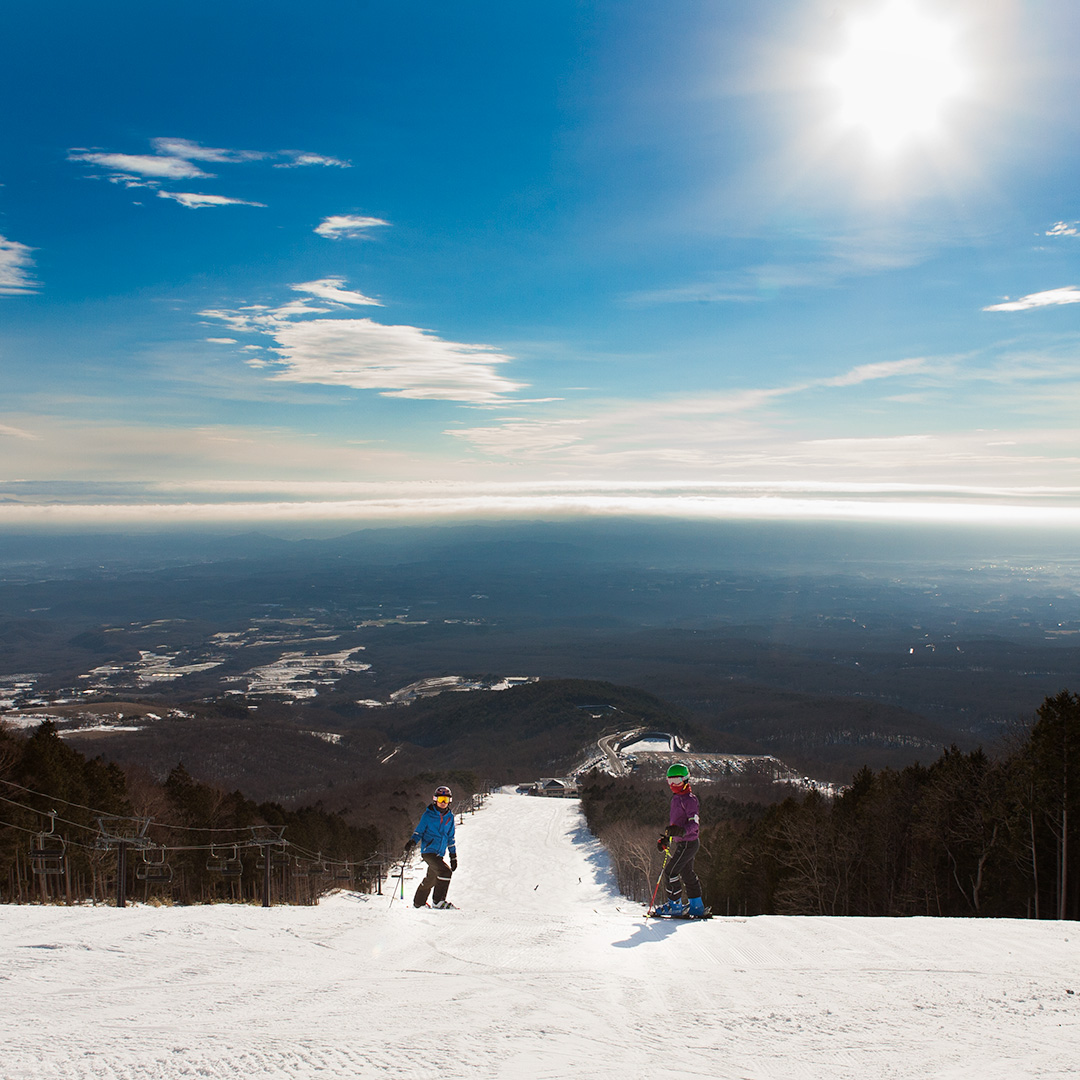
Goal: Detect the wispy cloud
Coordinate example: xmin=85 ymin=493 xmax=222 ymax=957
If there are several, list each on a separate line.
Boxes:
xmin=0 ymin=421 xmax=38 ymax=438
xmin=314 ymin=214 xmax=390 ymax=239
xmin=820 ymin=358 xmax=928 ymax=386
xmin=0 ymin=234 xmax=38 ymax=295
xmin=68 ymin=150 xmax=211 ymax=182
xmin=201 ymin=278 xmax=525 ymax=404
xmin=276 ymin=152 xmax=351 ymax=169
xmin=157 ymin=191 xmax=266 ymax=209
xmin=291 ymin=277 xmax=382 ymax=306
xmin=267 ymin=318 xmax=524 ymax=402
xmin=69 ymin=137 xmax=348 ymax=204
xmin=149 ymin=137 xmax=266 ymax=164
xmin=1046 ymin=222 xmax=1079 ymax=237
xmin=445 ymin=358 xmax=937 ymax=461
xmin=984 ymin=286 xmax=1080 ymax=311
xmin=631 ymin=224 xmax=946 ymax=306
xmin=446 ymin=418 xmax=587 ymax=455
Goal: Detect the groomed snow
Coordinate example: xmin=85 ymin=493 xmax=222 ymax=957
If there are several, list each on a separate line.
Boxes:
xmin=3 ymin=791 xmax=1078 ymax=1079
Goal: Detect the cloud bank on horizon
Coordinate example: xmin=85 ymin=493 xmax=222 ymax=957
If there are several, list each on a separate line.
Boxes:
xmin=3 ymin=0 xmax=1080 ymax=527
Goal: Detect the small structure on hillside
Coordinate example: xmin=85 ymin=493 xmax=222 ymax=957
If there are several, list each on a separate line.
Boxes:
xmin=537 ymin=777 xmax=578 ymax=797
xmin=619 ymin=731 xmax=683 ymax=754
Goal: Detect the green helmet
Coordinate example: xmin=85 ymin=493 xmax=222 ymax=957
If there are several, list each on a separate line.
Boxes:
xmin=666 ymin=762 xmax=690 ymax=780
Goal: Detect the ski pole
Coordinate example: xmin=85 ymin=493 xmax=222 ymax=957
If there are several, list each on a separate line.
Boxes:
xmin=648 ymin=846 xmax=671 ymax=916
xmin=389 ymin=858 xmax=406 ymax=909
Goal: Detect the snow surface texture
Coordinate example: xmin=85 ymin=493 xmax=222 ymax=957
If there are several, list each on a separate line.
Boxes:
xmin=3 ymin=791 xmax=1078 ymax=1079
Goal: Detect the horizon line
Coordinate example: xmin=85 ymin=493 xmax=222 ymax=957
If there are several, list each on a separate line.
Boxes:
xmin=3 ymin=491 xmax=1080 ymax=531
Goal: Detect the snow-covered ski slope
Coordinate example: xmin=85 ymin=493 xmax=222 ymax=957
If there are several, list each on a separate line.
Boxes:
xmin=3 ymin=791 xmax=1078 ymax=1080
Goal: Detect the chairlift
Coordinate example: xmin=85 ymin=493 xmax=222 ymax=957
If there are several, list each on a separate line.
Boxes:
xmin=207 ymin=844 xmax=243 ymax=877
xmin=309 ymin=852 xmax=328 ymax=875
xmin=255 ymin=846 xmax=290 ymax=871
xmin=28 ymin=811 xmax=66 ymax=876
xmin=135 ymin=845 xmax=173 ymax=884
xmin=335 ymin=859 xmax=353 ymax=881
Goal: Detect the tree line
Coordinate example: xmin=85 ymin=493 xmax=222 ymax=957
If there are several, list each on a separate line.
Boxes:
xmin=0 ymin=719 xmax=477 ymax=906
xmin=582 ymin=690 xmax=1080 ymax=919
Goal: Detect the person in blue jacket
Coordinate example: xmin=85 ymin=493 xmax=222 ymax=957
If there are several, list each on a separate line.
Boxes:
xmin=404 ymin=785 xmax=458 ymax=908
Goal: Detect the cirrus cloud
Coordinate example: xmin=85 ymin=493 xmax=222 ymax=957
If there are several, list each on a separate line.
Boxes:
xmin=0 ymin=234 xmax=38 ymax=295
xmin=266 ymin=317 xmax=523 ymax=402
xmin=290 ymin=277 xmax=382 ymax=306
xmin=68 ymin=149 xmax=212 ymax=181
xmin=69 ymin=137 xmax=350 ymax=204
xmin=276 ymin=152 xmax=351 ymax=169
xmin=201 ymin=278 xmax=525 ymax=404
xmin=149 ymin=137 xmax=266 ymax=164
xmin=157 ymin=191 xmax=266 ymax=209
xmin=984 ymin=286 xmax=1080 ymax=311
xmin=315 ymin=214 xmax=391 ymax=239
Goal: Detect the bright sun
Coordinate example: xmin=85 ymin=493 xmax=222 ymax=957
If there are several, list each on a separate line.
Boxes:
xmin=825 ymin=2 xmax=969 ymax=153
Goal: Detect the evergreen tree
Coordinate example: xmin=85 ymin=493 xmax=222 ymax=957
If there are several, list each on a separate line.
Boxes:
xmin=1026 ymin=691 xmax=1080 ymax=920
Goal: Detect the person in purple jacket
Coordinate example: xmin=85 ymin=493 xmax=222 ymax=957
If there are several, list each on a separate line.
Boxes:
xmin=655 ymin=762 xmax=707 ymax=917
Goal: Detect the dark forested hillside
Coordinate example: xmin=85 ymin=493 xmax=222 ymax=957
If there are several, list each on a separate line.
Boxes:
xmin=52 ymin=680 xmax=691 ymax=801
xmin=386 ymin=679 xmax=688 ymax=776
xmin=0 ymin=719 xmax=479 ymax=906
xmin=582 ymin=690 xmax=1080 ymax=921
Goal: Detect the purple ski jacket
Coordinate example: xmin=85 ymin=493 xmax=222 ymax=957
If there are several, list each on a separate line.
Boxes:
xmin=669 ymin=789 xmax=700 ymax=843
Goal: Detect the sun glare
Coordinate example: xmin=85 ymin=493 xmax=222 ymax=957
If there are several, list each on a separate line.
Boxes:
xmin=825 ymin=2 xmax=969 ymax=153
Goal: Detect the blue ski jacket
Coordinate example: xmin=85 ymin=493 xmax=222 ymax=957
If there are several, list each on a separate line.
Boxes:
xmin=410 ymin=804 xmax=457 ymax=857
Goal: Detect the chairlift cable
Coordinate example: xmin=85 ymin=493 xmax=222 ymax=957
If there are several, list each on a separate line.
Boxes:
xmin=0 ymin=777 xmax=145 ymax=822
xmin=0 ymin=779 xmax=259 ymax=834
xmin=0 ymin=816 xmax=100 ymax=852
xmin=0 ymin=793 xmax=102 ymax=835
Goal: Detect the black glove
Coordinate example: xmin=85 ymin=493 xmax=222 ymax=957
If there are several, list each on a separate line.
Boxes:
xmin=657 ymin=835 xmax=668 ymax=852
xmin=668 ymin=824 xmax=685 ymax=837
xmin=449 ymin=853 xmax=458 ymax=872
xmin=403 ymin=839 xmax=417 ymax=859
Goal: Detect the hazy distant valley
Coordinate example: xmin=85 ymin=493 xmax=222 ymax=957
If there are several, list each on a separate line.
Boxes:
xmin=3 ymin=520 xmax=1080 ymax=798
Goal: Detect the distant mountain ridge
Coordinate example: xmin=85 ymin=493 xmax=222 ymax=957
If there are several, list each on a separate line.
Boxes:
xmin=4 ymin=521 xmax=1080 ymax=793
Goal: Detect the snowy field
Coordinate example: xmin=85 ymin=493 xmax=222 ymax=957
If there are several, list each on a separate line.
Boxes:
xmin=3 ymin=791 xmax=1078 ymax=1080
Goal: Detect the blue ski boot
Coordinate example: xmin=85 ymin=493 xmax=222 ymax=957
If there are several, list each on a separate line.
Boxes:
xmin=687 ymin=896 xmax=707 ymax=918
xmin=653 ymin=899 xmax=686 ymax=917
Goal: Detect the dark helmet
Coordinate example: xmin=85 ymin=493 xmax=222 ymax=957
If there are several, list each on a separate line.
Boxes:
xmin=433 ymin=785 xmax=453 ymax=807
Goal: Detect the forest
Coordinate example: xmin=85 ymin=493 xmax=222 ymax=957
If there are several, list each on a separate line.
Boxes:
xmin=4 ymin=687 xmax=1079 ymax=920
xmin=582 ymin=690 xmax=1080 ymax=920
xmin=0 ymin=719 xmax=478 ymax=906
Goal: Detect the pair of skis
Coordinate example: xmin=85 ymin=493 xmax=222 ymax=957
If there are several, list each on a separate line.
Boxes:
xmin=646 ymin=846 xmax=712 ymax=920
xmin=646 ymin=908 xmax=712 ymax=920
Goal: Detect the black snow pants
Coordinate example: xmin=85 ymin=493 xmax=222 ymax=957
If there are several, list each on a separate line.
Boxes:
xmin=413 ymin=853 xmax=453 ymax=907
xmin=665 ymin=839 xmax=701 ymax=903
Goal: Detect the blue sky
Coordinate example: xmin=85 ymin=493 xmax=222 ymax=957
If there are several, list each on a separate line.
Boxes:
xmin=3 ymin=0 xmax=1080 ymax=530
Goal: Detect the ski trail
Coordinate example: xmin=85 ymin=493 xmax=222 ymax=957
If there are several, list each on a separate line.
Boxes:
xmin=2 ymin=790 xmax=1079 ymax=1080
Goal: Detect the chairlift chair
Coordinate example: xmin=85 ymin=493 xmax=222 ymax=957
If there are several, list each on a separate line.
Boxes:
xmin=206 ymin=844 xmax=244 ymax=877
xmin=29 ymin=817 xmax=67 ymax=876
xmin=255 ymin=846 xmax=289 ymax=871
xmin=136 ymin=845 xmax=173 ymax=884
